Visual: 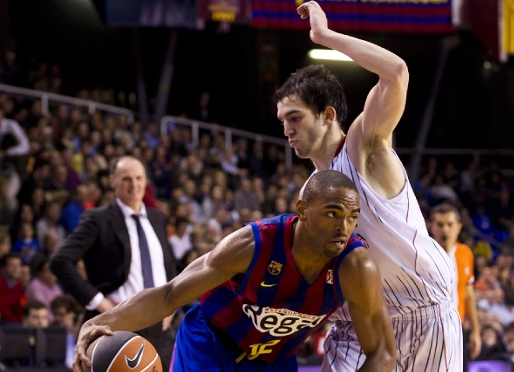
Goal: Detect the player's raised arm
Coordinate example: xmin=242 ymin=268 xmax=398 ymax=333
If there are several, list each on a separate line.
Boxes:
xmin=297 ymin=0 xmax=408 ymax=143
xmin=337 ymin=248 xmax=396 ymax=372
xmin=73 ymin=225 xmax=256 ymax=372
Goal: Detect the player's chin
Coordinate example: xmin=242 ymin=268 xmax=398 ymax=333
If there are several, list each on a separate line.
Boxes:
xmin=294 ymin=149 xmax=310 ymax=159
xmin=323 ymin=243 xmax=344 ymax=257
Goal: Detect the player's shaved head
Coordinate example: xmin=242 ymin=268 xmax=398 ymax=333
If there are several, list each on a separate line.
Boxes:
xmin=302 ymin=170 xmax=357 ymax=204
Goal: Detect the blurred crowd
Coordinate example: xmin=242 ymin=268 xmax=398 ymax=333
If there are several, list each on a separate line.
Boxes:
xmin=2 ymin=49 xmax=514 ymax=370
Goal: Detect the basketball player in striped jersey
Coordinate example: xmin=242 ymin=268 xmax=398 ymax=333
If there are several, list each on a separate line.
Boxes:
xmin=274 ymin=2 xmax=462 ymax=371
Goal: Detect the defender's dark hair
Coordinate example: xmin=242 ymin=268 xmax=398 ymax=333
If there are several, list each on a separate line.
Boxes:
xmin=303 ymin=170 xmax=357 ymax=203
xmin=430 ymin=203 xmax=461 ymax=222
xmin=274 ymin=65 xmax=348 ymax=129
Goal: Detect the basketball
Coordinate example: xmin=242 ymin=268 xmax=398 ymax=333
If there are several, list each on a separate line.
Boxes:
xmin=84 ymin=331 xmax=162 ymax=372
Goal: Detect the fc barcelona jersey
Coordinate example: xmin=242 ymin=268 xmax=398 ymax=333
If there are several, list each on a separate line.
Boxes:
xmin=199 ymin=214 xmax=364 ymax=363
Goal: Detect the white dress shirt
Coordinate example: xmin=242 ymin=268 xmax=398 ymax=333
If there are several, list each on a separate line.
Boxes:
xmin=86 ymin=199 xmax=168 ymax=310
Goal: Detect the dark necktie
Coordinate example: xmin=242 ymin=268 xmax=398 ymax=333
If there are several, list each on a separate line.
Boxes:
xmin=131 ymin=214 xmax=154 ymax=288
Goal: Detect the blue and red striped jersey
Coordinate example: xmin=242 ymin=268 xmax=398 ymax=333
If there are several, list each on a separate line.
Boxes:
xmin=199 ymin=214 xmax=364 ymax=363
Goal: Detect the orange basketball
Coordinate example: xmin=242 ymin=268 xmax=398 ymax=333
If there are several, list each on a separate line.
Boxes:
xmin=86 ymin=331 xmax=162 ymax=372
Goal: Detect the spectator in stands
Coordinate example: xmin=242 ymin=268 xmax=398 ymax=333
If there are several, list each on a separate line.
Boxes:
xmin=11 ymin=222 xmax=41 ymax=265
xmin=429 ymin=203 xmax=482 ymax=365
xmin=19 ymin=263 xmax=31 ymax=292
xmin=477 ymin=285 xmax=514 ymax=327
xmin=476 ymin=324 xmax=510 ymax=362
xmin=201 ymin=184 xmax=226 ymax=221
xmin=179 ymin=178 xmax=205 ymax=223
xmin=46 ymin=164 xmax=71 ymax=206
xmin=180 ymin=149 xmax=204 ymax=184
xmin=0 ymin=228 xmax=11 ymax=259
xmin=114 ymin=114 xmax=134 ymax=151
xmin=51 ymin=294 xmax=83 ymax=369
xmin=28 ymin=187 xmax=46 ymax=222
xmin=35 ymin=200 xmax=65 ymax=248
xmin=233 ymin=177 xmax=260 ymax=214
xmin=168 ymin=217 xmax=193 ymax=266
xmin=59 ymin=184 xmax=88 ymax=233
xmin=0 ymin=176 xmax=16 ymax=227
xmin=247 ymin=140 xmax=266 ymax=178
xmin=143 ymin=121 xmax=159 ymax=149
xmin=0 ymin=252 xmax=25 ymax=324
xmin=0 ymin=107 xmax=30 ymax=177
xmin=58 ymin=127 xmax=75 ymax=153
xmin=22 ymin=300 xmax=49 ymax=347
xmin=220 ymin=147 xmax=246 ymax=178
xmin=430 ymin=174 xmax=459 ymax=204
xmin=25 ymin=256 xmax=63 ymax=323
xmin=72 ymin=121 xmax=90 ymax=153
xmin=503 ymin=322 xmax=514 ymax=363
xmin=17 ymin=159 xmax=50 ymax=206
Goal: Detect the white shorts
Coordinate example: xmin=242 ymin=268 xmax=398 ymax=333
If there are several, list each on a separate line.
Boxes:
xmin=322 ymin=302 xmax=463 ymax=372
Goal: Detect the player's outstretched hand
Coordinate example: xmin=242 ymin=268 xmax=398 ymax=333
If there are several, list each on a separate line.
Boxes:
xmin=297 ymin=1 xmax=329 ymax=44
xmin=73 ymin=322 xmax=113 ymax=372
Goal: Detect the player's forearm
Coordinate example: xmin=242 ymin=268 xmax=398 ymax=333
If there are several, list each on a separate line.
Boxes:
xmin=85 ymin=285 xmax=175 ymax=333
xmin=312 ymin=29 xmax=407 ymax=84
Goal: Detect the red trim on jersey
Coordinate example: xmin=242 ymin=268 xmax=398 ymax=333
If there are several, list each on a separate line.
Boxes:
xmin=334 ymin=137 xmax=346 ymax=158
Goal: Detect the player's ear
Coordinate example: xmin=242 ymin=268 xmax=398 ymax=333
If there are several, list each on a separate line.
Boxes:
xmin=323 ymin=106 xmax=336 ymax=126
xmin=297 ymin=199 xmax=307 ymax=220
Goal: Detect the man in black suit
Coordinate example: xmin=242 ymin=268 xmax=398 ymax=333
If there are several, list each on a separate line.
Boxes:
xmin=50 ymin=156 xmax=177 ymax=371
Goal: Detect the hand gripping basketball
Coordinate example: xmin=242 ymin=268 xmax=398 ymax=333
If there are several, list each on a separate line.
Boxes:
xmin=83 ymin=331 xmax=162 ymax=372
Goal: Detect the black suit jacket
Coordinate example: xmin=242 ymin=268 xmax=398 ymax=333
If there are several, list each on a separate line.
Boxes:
xmin=50 ymin=202 xmax=177 ymax=319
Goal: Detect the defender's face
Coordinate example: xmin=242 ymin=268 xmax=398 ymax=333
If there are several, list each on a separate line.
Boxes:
xmin=277 ymin=96 xmax=325 ymax=159
xmin=302 ymin=187 xmax=360 ymax=258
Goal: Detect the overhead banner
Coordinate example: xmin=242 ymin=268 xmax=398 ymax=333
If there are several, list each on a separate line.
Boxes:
xmin=197 ymin=0 xmax=251 ymax=22
xmin=105 ymin=0 xmax=196 ymax=28
xmin=504 ymin=0 xmax=514 ymax=55
xmin=252 ymin=0 xmax=454 ymax=33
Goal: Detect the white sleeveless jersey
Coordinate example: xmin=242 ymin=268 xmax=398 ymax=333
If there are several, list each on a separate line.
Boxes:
xmin=327 ymin=143 xmax=455 ymax=318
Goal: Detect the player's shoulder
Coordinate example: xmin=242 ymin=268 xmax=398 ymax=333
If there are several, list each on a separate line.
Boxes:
xmin=455 ymin=242 xmax=473 ymax=255
xmin=339 ymin=244 xmax=376 ymax=276
xmin=251 ymin=214 xmax=295 ymax=227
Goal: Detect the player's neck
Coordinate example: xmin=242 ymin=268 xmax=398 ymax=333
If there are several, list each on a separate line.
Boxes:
xmin=291 ymin=222 xmax=331 ymax=284
xmin=311 ymin=129 xmax=345 ymax=171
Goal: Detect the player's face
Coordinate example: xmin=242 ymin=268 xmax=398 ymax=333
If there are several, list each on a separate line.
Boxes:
xmin=430 ymin=212 xmax=462 ymax=252
xmin=303 ymin=187 xmax=360 ymax=258
xmin=110 ymin=158 xmax=147 ymax=210
xmin=277 ymin=96 xmax=325 ymax=159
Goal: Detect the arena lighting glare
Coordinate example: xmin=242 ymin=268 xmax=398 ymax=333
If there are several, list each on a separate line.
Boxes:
xmin=308 ymin=49 xmax=353 ymax=61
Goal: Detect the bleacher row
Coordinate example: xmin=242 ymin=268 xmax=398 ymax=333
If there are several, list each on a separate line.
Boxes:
xmin=0 ymin=325 xmax=68 ymax=372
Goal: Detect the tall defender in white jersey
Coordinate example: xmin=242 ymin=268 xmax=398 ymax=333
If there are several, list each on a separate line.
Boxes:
xmin=274 ymin=2 xmax=462 ymax=371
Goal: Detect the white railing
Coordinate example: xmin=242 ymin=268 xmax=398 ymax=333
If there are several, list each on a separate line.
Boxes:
xmin=160 ymin=115 xmax=293 ymax=171
xmin=395 ymin=147 xmax=514 ymax=177
xmin=0 ymin=84 xmax=134 ymax=124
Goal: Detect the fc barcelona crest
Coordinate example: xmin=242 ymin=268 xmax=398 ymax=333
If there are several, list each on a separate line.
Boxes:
xmin=326 ymin=269 xmax=334 ymax=284
xmin=268 ymin=260 xmax=283 ymax=275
